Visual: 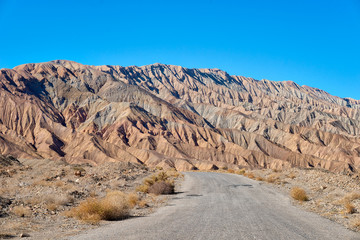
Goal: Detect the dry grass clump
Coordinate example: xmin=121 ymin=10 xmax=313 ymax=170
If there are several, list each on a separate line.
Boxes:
xmin=334 ymin=191 xmax=360 ymax=214
xmin=136 ymin=184 xmax=150 ymax=193
xmin=43 ymin=194 xmax=74 ymax=211
xmin=256 ymin=176 xmax=264 ymax=181
xmin=54 ymin=180 xmax=65 ymax=187
xmin=344 ymin=191 xmax=360 ymax=201
xmin=46 ymin=203 xmax=58 ymax=211
xmin=244 ymin=172 xmax=255 ymax=179
xmin=43 ymin=195 xmax=74 ymax=206
xmin=127 ymin=193 xmax=139 ymax=208
xmin=287 ymin=172 xmax=297 ymax=179
xmin=344 ymin=201 xmax=356 ymax=214
xmin=235 ymin=169 xmax=246 ymax=175
xmin=338 ymin=191 xmax=360 ymax=214
xmin=46 ymin=194 xmax=73 ymax=205
xmin=266 ymin=173 xmax=280 ymax=183
xmin=138 ymin=199 xmax=148 ymax=208
xmin=89 ymin=191 xmax=98 ymax=198
xmin=66 ymin=198 xmax=102 ymax=223
xmin=352 ymin=218 xmax=360 ymax=230
xmin=136 ymin=172 xmax=175 ymax=195
xmin=101 ymin=191 xmax=132 ymax=220
xmin=166 ymin=168 xmax=183 ymax=178
xmin=67 ymin=191 xmax=134 ymax=223
xmin=11 ymin=206 xmax=31 ymax=217
xmin=227 ymin=169 xmax=235 ymax=174
xmin=290 ymin=187 xmax=309 ymax=201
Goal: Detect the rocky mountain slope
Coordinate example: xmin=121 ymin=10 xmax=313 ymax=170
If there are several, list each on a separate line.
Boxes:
xmin=0 ymin=60 xmax=359 ymax=172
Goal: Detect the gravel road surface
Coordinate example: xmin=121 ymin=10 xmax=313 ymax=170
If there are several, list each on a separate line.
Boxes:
xmin=68 ymin=172 xmax=360 ymax=240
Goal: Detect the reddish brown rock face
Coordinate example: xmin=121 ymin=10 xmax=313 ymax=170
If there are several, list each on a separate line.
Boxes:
xmin=0 ymin=60 xmax=359 ymax=172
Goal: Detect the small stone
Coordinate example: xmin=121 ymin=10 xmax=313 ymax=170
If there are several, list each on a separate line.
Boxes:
xmin=19 ymin=233 xmax=30 ymax=238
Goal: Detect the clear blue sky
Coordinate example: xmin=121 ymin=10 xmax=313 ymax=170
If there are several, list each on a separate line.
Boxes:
xmin=1 ymin=0 xmax=359 ymax=99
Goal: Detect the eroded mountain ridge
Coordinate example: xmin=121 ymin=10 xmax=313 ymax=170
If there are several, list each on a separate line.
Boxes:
xmin=0 ymin=60 xmax=359 ymax=172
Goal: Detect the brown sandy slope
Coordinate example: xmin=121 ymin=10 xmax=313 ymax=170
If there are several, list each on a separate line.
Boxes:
xmin=0 ymin=60 xmax=359 ymax=172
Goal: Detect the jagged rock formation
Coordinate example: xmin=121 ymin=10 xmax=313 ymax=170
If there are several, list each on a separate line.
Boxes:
xmin=0 ymin=60 xmax=359 ymax=172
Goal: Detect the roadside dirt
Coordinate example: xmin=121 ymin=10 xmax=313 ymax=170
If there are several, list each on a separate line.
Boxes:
xmin=0 ymin=157 xmax=179 ymax=239
xmin=240 ymin=168 xmax=360 ymax=232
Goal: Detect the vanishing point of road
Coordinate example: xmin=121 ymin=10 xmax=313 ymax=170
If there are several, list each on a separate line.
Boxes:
xmin=69 ymin=172 xmax=360 ymax=240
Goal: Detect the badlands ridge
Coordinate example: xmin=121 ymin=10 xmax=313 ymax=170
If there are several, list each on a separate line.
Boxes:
xmin=0 ymin=60 xmax=359 ymax=172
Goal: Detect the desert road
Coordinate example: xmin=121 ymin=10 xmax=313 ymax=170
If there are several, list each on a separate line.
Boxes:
xmin=69 ymin=172 xmax=360 ymax=240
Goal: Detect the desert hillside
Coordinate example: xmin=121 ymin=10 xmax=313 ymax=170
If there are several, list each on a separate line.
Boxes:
xmin=0 ymin=60 xmax=359 ymax=172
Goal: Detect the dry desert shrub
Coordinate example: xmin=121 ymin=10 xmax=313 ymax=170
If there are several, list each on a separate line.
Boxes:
xmin=153 ymin=171 xmax=170 ymax=182
xmin=352 ymin=218 xmax=360 ymax=230
xmin=166 ymin=168 xmax=183 ymax=178
xmin=266 ymin=173 xmax=280 ymax=183
xmin=67 ymin=191 xmax=133 ymax=223
xmin=100 ymin=191 xmax=131 ymax=221
xmin=136 ymin=184 xmax=149 ymax=193
xmin=287 ymin=172 xmax=297 ymax=179
xmin=127 ymin=192 xmax=139 ymax=208
xmin=66 ymin=198 xmax=102 ymax=223
xmin=11 ymin=206 xmax=31 ymax=217
xmin=54 ymin=180 xmax=65 ymax=187
xmin=235 ymin=169 xmax=246 ymax=175
xmin=89 ymin=191 xmax=98 ymax=198
xmin=44 ymin=194 xmax=73 ymax=211
xmin=138 ymin=199 xmax=148 ymax=208
xmin=44 ymin=194 xmax=74 ymax=206
xmin=290 ymin=187 xmax=309 ymax=201
xmin=344 ymin=201 xmax=356 ymax=214
xmin=148 ymin=181 xmax=175 ymax=195
xmin=344 ymin=191 xmax=360 ymax=201
xmin=227 ymin=169 xmax=235 ymax=174
xmin=46 ymin=203 xmax=58 ymax=211
xmin=244 ymin=172 xmax=255 ymax=179
xmin=256 ymin=176 xmax=265 ymax=181
xmin=334 ymin=191 xmax=360 ymax=207
xmin=136 ymin=172 xmax=175 ymax=195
